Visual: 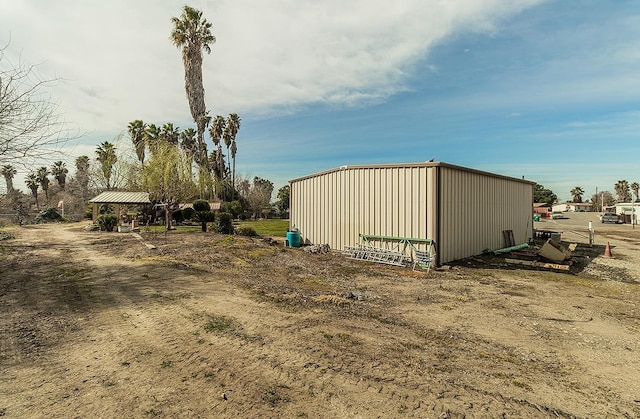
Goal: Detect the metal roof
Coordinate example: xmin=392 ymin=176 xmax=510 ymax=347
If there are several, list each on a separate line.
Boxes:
xmin=89 ymin=191 xmax=151 ymax=204
xmin=289 ymin=161 xmax=535 ymax=185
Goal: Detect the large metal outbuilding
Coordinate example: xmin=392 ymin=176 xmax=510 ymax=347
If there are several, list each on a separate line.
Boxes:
xmin=289 ymin=162 xmax=534 ymax=264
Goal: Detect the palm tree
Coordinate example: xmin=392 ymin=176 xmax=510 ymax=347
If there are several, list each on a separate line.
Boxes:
xmin=36 ymin=166 xmax=50 ymax=203
xmin=128 ymin=120 xmax=146 ymax=164
xmin=1 ymin=164 xmax=17 ymax=193
xmin=75 ymin=155 xmax=90 ymax=194
xmin=208 ymin=115 xmax=226 ymax=180
xmin=614 ymin=180 xmax=631 ymax=203
xmin=95 ymin=141 xmax=117 ymax=190
xmin=226 ymin=113 xmax=241 ymax=198
xmin=161 ymin=123 xmax=180 ymax=145
xmin=144 ymin=123 xmax=161 ymax=157
xmin=51 ymin=161 xmax=68 ymax=190
xmin=180 ymin=128 xmax=197 ymax=162
xmin=570 ymin=186 xmax=584 ymax=203
xmin=25 ymin=173 xmax=39 ymax=210
xmin=631 ymin=182 xmax=640 ymax=202
xmin=170 ymin=5 xmax=216 ymax=169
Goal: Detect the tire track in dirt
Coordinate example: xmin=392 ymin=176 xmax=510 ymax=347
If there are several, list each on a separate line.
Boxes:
xmin=3 ymin=223 xmax=640 ymax=417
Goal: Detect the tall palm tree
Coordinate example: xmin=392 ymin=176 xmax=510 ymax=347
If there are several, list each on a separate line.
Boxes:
xmin=614 ymin=180 xmax=631 ymax=203
xmin=1 ymin=164 xmax=17 ymax=193
xmin=570 ymin=186 xmax=584 ymax=203
xmin=25 ymin=173 xmax=39 ymax=210
xmin=226 ymin=113 xmax=241 ymax=198
xmin=74 ymin=155 xmax=90 ymax=199
xmin=128 ymin=120 xmax=146 ymax=164
xmin=95 ymin=141 xmax=117 ymax=190
xmin=170 ymin=5 xmax=216 ymax=168
xmin=631 ymin=182 xmax=640 ymax=202
xmin=36 ymin=166 xmax=50 ymax=203
xmin=208 ymin=115 xmax=226 ymax=180
xmin=161 ymin=123 xmax=180 ymax=145
xmin=51 ymin=161 xmax=68 ymax=190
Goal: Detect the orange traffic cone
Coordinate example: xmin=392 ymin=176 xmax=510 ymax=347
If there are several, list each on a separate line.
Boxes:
xmin=604 ymin=242 xmax=613 ymax=258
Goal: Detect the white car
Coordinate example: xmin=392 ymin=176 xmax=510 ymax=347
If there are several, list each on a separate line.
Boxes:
xmin=551 ymin=211 xmax=563 ymax=220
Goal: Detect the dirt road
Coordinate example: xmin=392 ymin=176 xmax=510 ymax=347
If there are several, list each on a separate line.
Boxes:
xmin=1 ymin=223 xmax=639 ymax=418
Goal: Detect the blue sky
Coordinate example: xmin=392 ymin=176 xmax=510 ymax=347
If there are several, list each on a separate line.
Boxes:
xmin=1 ymin=0 xmax=638 ymax=202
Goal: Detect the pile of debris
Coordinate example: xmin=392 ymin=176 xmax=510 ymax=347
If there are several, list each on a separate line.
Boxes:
xmin=304 ymin=243 xmax=331 ymax=255
xmin=486 ymin=229 xmax=577 ymax=271
xmin=503 ymin=239 xmax=577 ymax=271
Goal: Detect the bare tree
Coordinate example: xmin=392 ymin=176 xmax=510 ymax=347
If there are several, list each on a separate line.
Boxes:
xmin=0 ymin=42 xmax=78 ymax=167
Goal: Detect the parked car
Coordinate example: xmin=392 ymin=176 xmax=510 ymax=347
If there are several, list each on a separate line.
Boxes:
xmin=600 ymin=213 xmax=620 ymax=223
xmin=551 ymin=211 xmax=564 ymax=220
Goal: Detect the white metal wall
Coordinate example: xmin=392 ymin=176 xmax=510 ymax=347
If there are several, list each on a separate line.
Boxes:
xmin=290 ymin=165 xmax=437 ymax=253
xmin=290 ymin=163 xmax=533 ymax=264
xmin=437 ymin=166 xmax=533 ymax=263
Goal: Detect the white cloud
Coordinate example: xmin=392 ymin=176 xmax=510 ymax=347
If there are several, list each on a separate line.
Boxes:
xmin=0 ymin=0 xmax=548 ymax=135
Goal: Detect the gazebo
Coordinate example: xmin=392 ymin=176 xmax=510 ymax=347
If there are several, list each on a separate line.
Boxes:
xmin=88 ymin=191 xmax=151 ymax=223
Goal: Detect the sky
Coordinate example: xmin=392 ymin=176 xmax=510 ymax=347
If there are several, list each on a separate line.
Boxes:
xmin=1 ymin=0 xmax=639 ymax=202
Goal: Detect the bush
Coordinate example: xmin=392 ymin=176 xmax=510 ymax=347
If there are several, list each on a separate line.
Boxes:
xmin=172 ymin=209 xmax=185 ymax=224
xmin=34 ymin=207 xmax=64 ymax=223
xmin=97 ymin=213 xmax=118 ymax=232
xmin=182 ymin=207 xmax=196 ymax=220
xmin=216 ymin=212 xmax=234 ymax=234
xmin=193 ymin=199 xmax=210 ymax=212
xmin=235 ymin=226 xmax=257 ymax=236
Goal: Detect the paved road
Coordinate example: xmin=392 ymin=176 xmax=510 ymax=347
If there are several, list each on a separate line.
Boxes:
xmin=536 ymin=211 xmax=637 ymax=231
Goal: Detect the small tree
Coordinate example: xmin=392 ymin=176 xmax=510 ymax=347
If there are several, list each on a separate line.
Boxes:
xmin=533 ymin=183 xmax=557 ymax=206
xmin=591 ymin=191 xmax=615 ymax=212
xmin=275 ymin=185 xmax=290 ymax=217
xmin=216 ymin=212 xmax=233 ymax=234
xmin=193 ymin=199 xmax=214 ymax=232
xmin=140 ymin=141 xmax=196 ymax=230
xmin=245 ymin=177 xmax=274 ymax=219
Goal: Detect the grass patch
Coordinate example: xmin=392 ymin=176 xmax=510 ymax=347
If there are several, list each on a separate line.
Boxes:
xmin=144 ymin=225 xmax=202 ymax=233
xmin=204 ymin=314 xmax=236 ymax=333
xmin=263 ymin=384 xmax=291 ymax=407
xmin=236 ymin=219 xmax=289 ymax=237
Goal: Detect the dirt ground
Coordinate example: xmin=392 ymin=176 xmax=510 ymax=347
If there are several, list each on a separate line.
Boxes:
xmin=1 ymin=219 xmax=639 ymax=418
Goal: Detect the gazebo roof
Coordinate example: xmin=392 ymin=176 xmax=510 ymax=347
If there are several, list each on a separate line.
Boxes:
xmin=89 ymin=191 xmax=151 ymax=204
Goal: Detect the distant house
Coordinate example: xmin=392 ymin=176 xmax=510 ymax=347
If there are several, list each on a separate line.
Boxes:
xmin=552 ymin=202 xmax=593 ymax=212
xmin=613 ymin=203 xmax=640 ymax=224
xmin=533 ymin=203 xmax=552 ymax=217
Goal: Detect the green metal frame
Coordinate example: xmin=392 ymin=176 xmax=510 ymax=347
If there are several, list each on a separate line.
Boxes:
xmin=359 ymin=234 xmax=434 ymax=256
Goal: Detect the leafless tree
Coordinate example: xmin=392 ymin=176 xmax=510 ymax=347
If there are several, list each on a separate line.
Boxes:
xmin=0 ymin=41 xmax=79 ymax=168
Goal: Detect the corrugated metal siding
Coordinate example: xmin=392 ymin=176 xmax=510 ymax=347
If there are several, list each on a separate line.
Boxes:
xmin=290 ymin=166 xmax=436 ymax=252
xmin=88 ymin=191 xmax=151 ymax=204
xmin=437 ymin=167 xmax=533 ymax=263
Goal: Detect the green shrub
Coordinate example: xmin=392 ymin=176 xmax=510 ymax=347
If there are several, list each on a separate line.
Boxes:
xmin=193 ymin=199 xmax=210 ymax=212
xmin=182 ymin=207 xmax=196 ymax=220
xmin=172 ymin=209 xmax=185 ymax=224
xmin=34 ymin=207 xmax=64 ymax=223
xmin=97 ymin=213 xmax=118 ymax=231
xmin=235 ymin=226 xmax=257 ymax=236
xmin=216 ymin=212 xmax=234 ymax=234
xmin=191 ymin=200 xmax=213 ymax=232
